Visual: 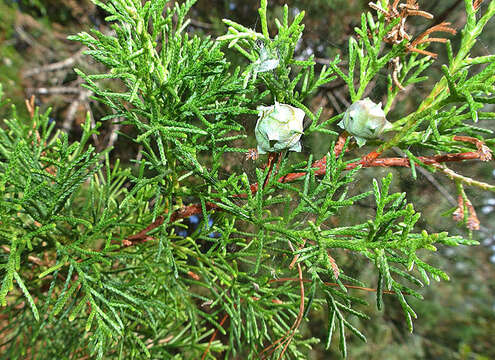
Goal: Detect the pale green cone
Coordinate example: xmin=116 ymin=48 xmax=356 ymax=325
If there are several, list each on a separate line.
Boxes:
xmin=338 ymin=98 xmax=392 ymax=147
xmin=255 ymin=102 xmax=305 ymax=154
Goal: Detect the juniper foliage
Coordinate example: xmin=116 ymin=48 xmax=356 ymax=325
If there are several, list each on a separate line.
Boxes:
xmin=1 ymin=0 xmax=494 ymax=359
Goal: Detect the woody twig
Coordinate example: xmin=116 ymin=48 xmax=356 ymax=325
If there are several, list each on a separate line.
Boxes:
xmin=122 ymin=131 xmax=492 ymax=246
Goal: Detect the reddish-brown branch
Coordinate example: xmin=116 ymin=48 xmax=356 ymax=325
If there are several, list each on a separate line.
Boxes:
xmin=261 ymin=241 xmax=306 ymax=359
xmin=263 ymin=152 xmax=277 ymax=189
xmin=122 ymin=132 xmax=491 ymax=247
xmin=122 ymin=202 xmax=220 ymax=246
xmin=270 ymin=150 xmax=482 ymax=184
xmin=201 ymin=312 xmax=229 ymax=360
xmin=348 ymin=151 xmax=482 ymax=169
xmin=289 ymin=239 xmax=306 ymax=269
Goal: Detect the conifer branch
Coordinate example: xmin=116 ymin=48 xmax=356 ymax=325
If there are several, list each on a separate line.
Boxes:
xmin=141 ymin=134 xmax=490 ymax=239
xmin=2 ymin=0 xmax=494 ymax=358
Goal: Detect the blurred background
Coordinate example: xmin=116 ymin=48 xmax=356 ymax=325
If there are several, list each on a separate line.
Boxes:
xmin=0 ymin=0 xmax=494 ymax=358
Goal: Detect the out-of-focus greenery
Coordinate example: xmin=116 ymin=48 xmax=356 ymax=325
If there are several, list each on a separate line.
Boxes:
xmin=0 ymin=1 xmax=494 ymax=358
xmin=0 ymin=1 xmax=25 ymax=112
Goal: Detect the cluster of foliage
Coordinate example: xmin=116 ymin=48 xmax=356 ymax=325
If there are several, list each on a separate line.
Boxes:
xmin=1 ymin=0 xmax=494 ymax=358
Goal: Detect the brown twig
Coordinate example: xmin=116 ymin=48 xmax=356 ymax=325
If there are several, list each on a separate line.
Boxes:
xmin=392 ymin=146 xmax=457 ymax=205
xmin=263 ymin=152 xmax=277 ymax=189
xmin=201 ymin=312 xmax=229 ymax=360
xmin=289 ymin=239 xmax=306 ymax=269
xmin=261 ymin=241 xmax=306 ymax=359
xmin=122 ymin=201 xmax=220 ymax=246
xmin=122 ymin=133 xmax=491 ymax=246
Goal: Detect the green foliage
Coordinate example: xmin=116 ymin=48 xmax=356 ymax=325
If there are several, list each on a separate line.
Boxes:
xmin=0 ymin=2 xmax=26 ymax=113
xmin=218 ymin=0 xmax=337 ymax=134
xmin=1 ymin=1 xmax=494 ymax=359
xmin=384 ymin=1 xmax=495 ymax=153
